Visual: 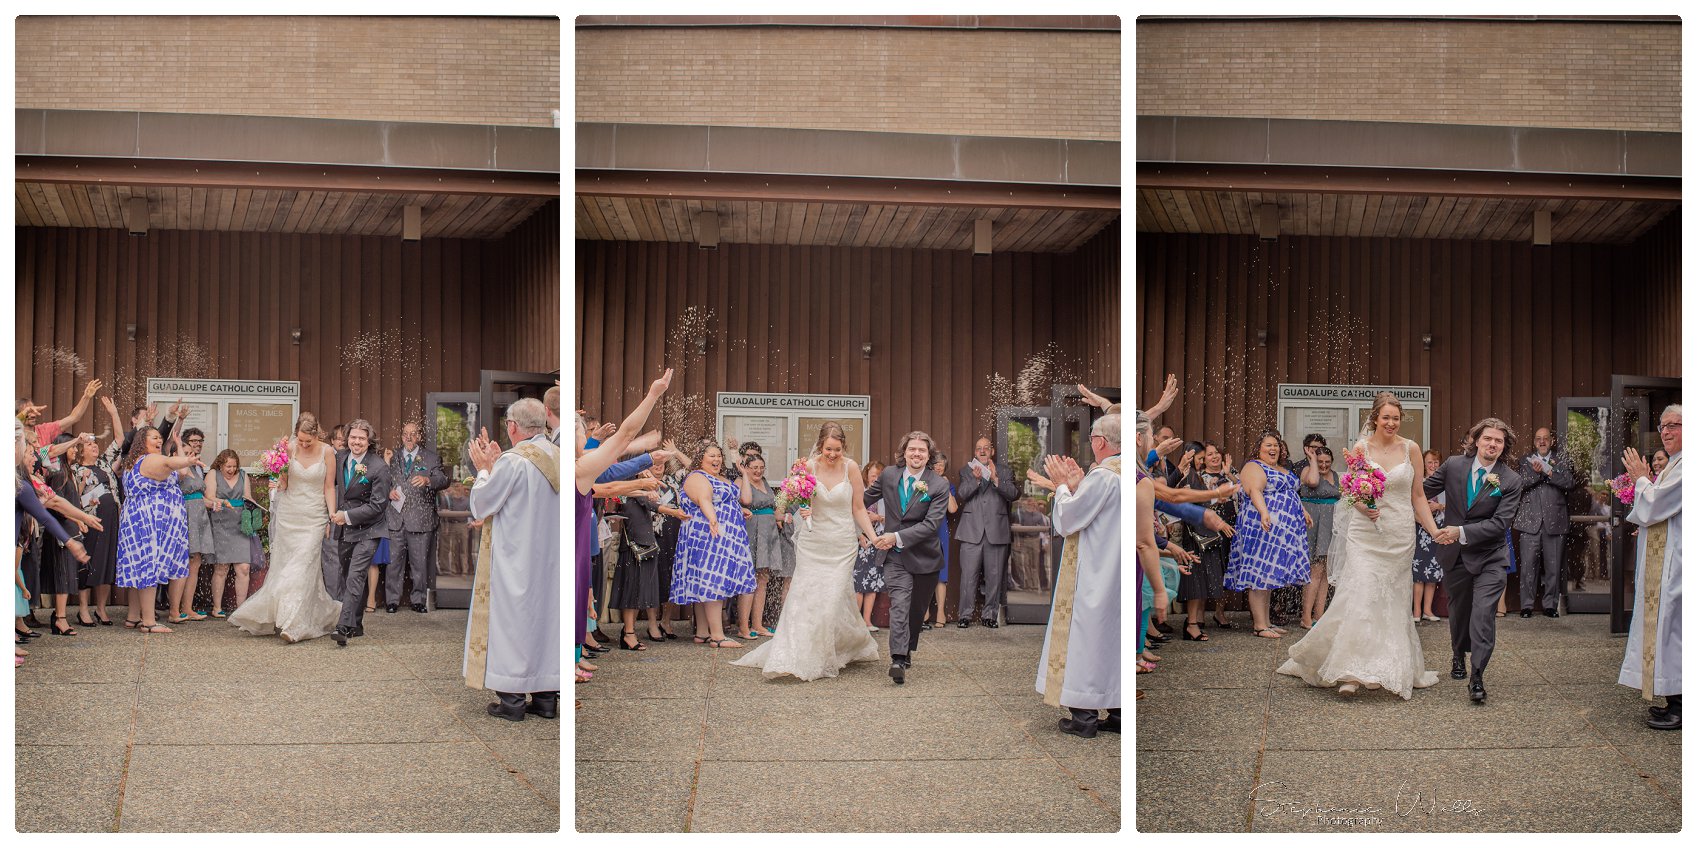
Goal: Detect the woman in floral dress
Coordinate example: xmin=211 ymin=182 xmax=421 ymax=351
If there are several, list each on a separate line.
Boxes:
xmin=1412 ymin=449 xmax=1447 ymax=621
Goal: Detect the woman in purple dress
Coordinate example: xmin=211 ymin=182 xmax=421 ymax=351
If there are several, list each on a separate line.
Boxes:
xmin=673 ymin=441 xmax=755 ymax=647
xmin=115 ymin=426 xmax=204 ymax=634
xmin=573 ymin=368 xmax=675 ymax=682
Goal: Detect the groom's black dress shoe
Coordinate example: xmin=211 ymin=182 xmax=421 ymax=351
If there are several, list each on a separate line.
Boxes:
xmin=889 ymin=661 xmax=906 ymax=685
xmin=412 ymin=603 xmax=427 ymax=613
xmin=1520 ymin=609 xmax=1533 ymax=618
xmin=331 ymin=627 xmax=349 ymax=647
xmin=1451 ymin=656 xmax=1467 ymax=680
xmin=349 ymin=626 xmax=365 ymax=638
xmin=385 ymin=604 xmax=399 ymax=614
xmin=1469 ymin=673 xmax=1487 ymax=703
xmin=982 ymin=619 xmax=1000 ymax=629
xmin=1543 ymin=609 xmax=1559 ymax=618
xmin=957 ymin=620 xmax=971 ymax=629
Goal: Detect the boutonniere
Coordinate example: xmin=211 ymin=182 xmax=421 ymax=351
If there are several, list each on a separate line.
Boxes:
xmin=913 ymin=480 xmax=930 ymax=500
xmin=1484 ymin=473 xmax=1502 ymax=495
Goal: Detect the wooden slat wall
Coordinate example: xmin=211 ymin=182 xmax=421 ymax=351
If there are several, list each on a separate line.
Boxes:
xmin=16 ymin=220 xmax=557 ymax=450
xmin=487 ymin=199 xmax=562 ymax=374
xmin=1137 ymin=229 xmax=1676 ymax=463
xmin=1064 ymin=219 xmax=1122 ymax=383
xmin=574 ymin=233 xmax=1121 ymax=469
xmin=1630 ymin=211 xmax=1681 ymax=378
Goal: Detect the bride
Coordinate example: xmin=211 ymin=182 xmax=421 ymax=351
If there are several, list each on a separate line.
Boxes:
xmin=229 ymin=413 xmax=343 ymax=643
xmin=1276 ymin=393 xmax=1442 ymax=698
xmin=732 ymin=422 xmax=882 ymax=680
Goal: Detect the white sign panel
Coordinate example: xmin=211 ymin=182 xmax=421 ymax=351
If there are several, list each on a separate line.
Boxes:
xmin=716 ymin=392 xmax=872 ymax=469
xmin=147 ymin=378 xmax=300 ymax=470
xmin=1276 ymin=384 xmax=1432 ymax=451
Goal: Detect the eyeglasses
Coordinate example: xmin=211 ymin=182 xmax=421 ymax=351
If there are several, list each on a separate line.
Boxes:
xmin=1658 ymin=422 xmax=1682 ymax=432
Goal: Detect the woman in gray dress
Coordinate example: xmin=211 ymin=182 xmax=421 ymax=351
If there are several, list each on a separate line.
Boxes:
xmin=205 ymin=449 xmax=255 ymax=617
xmin=1297 ymin=445 xmax=1341 ymax=628
xmin=737 ymin=455 xmax=787 ymax=638
xmin=172 ymin=427 xmax=216 ymax=622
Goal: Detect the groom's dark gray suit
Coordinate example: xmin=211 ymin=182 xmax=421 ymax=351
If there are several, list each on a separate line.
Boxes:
xmin=864 ymin=464 xmax=951 ymax=661
xmin=332 ymin=449 xmax=393 ymax=633
xmin=1423 ymin=454 xmax=1522 ymax=674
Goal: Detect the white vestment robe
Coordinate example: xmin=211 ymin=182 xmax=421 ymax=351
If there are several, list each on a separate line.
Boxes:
xmin=463 ymin=433 xmax=561 ymax=693
xmin=1620 ymin=452 xmax=1682 ymax=697
xmin=1035 ymin=457 xmax=1122 ymax=709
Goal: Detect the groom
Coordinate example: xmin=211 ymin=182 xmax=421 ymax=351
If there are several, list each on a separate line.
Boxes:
xmin=1422 ymin=418 xmax=1523 ymax=703
xmin=864 ymin=431 xmax=952 ymax=685
xmin=330 ymin=419 xmax=394 ymax=647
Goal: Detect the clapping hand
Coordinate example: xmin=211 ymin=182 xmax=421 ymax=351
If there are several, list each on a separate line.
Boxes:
xmin=1043 ymin=455 xmax=1085 ymax=491
xmin=469 ymin=428 xmax=504 ymax=473
xmin=1623 ymin=447 xmax=1652 ymax=482
xmin=971 ymin=463 xmax=984 ymax=479
xmin=1026 ymin=468 xmax=1057 ymax=492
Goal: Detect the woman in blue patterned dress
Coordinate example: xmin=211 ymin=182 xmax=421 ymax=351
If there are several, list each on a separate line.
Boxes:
xmin=1226 ymin=430 xmax=1311 ymax=638
xmin=115 ymin=426 xmax=202 ymax=634
xmin=673 ymin=441 xmax=755 ymax=647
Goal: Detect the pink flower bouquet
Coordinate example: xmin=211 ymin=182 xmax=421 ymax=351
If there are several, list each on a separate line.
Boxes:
xmin=1340 ymin=447 xmax=1389 ymax=528
xmin=775 ymin=459 xmax=819 ymax=530
xmin=1607 ymin=473 xmax=1636 ymax=507
xmin=260 ymin=437 xmax=290 ymax=485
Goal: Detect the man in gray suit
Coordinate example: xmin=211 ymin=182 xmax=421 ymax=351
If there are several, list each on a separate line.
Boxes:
xmin=957 ymin=436 xmax=1018 ymax=628
xmin=384 ymin=422 xmax=451 ymax=614
xmin=330 ymin=419 xmax=393 ymax=646
xmin=1514 ymin=426 xmax=1577 ymax=618
xmin=864 ymin=431 xmax=951 ymax=685
xmin=1423 ymin=418 xmax=1524 ymax=704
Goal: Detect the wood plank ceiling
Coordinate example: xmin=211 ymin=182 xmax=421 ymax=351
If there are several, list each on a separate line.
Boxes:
xmin=16 ymin=182 xmax=551 ymax=240
xmin=1136 ymin=188 xmax=1677 ymax=245
xmin=575 ymin=196 xmax=1120 ymax=253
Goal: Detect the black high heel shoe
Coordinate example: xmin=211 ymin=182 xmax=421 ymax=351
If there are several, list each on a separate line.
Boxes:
xmin=619 ymin=630 xmax=646 ymax=651
xmin=50 ymin=615 xmax=77 ymax=636
xmin=15 ymin=627 xmax=40 ymax=641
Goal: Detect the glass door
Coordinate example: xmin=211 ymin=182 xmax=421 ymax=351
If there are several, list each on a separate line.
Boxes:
xmin=1555 ymin=396 xmax=1614 ymax=619
xmin=425 ymin=392 xmax=486 ymax=610
xmin=1607 ymin=375 xmax=1681 ymax=634
xmin=997 ymin=407 xmax=1055 ymax=624
xmin=478 ymin=370 xmax=558 ymax=448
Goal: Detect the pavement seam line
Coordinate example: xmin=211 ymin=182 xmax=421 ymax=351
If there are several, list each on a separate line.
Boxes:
xmin=1528 ymin=654 xmax=1680 ymax=804
xmin=952 ymin=639 xmax=1118 ymax=816
xmin=684 ymin=645 xmax=713 ymax=833
xmin=385 ymin=633 xmax=559 ymax=811
xmin=111 ymin=627 xmax=151 ymax=832
xmin=1241 ymin=651 xmax=1277 ymax=833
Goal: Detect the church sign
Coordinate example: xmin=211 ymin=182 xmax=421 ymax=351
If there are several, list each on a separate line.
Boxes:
xmin=1276 ymin=384 xmax=1432 ymax=451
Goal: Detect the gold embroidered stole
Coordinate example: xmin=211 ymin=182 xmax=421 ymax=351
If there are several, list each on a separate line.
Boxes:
xmin=1043 ymin=456 xmax=1121 ymax=708
xmin=464 ymin=442 xmax=561 ymax=690
xmin=1639 ymin=520 xmax=1669 ymax=700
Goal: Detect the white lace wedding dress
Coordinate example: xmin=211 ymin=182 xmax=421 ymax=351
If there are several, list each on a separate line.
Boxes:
xmin=229 ymin=453 xmax=343 ymax=642
xmin=1276 ymin=452 xmax=1440 ymax=698
xmin=731 ymin=462 xmax=880 ymax=680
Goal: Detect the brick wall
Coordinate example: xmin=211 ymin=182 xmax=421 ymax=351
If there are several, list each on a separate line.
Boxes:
xmin=576 ymin=26 xmax=1119 ymax=140
xmin=17 ymin=16 xmax=560 ymax=127
xmin=1137 ymin=19 xmax=1679 ymax=131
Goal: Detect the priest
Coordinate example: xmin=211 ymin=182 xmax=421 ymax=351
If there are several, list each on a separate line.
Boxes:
xmin=1620 ymin=404 xmax=1682 ymax=731
xmin=464 ymin=398 xmax=562 ymax=721
xmin=1037 ymin=413 xmax=1123 ymax=739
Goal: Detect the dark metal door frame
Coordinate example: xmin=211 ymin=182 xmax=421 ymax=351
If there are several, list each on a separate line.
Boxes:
xmin=1607 ymin=374 xmax=1681 ymax=634
xmin=478 ymin=370 xmax=559 ymax=438
xmin=1555 ymin=396 xmax=1611 ymax=617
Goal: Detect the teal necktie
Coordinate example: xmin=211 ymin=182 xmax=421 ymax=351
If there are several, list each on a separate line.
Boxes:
xmin=900 ymin=475 xmax=912 ymax=513
xmin=1467 ymin=468 xmax=1485 ymax=508
xmin=345 ymin=457 xmax=356 ymax=487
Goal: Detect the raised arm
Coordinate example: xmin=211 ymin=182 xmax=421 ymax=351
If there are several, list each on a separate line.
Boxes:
xmin=53 ymin=379 xmax=102 ymax=432
xmin=577 ymin=369 xmax=673 ymax=492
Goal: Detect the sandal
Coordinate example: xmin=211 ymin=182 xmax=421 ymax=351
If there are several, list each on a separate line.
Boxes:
xmin=1182 ymin=623 xmax=1210 ymax=641
xmin=75 ymin=612 xmax=97 ymax=628
xmin=576 ymin=670 xmax=594 ymax=682
xmin=1136 ymin=660 xmax=1157 ymax=673
xmin=692 ymin=635 xmax=710 ymax=645
xmin=1211 ymin=616 xmax=1237 ymax=629
xmin=619 ymin=631 xmax=647 ymax=651
xmin=51 ymin=615 xmax=77 ymax=636
xmin=1253 ymin=627 xmax=1283 ymax=639
xmin=707 ymin=637 xmax=743 ymax=648
xmin=211 ymin=610 xmax=228 ymax=619
xmin=137 ymin=623 xmax=173 ymax=633
xmin=743 ymin=630 xmax=762 ymax=639
xmin=646 ymin=629 xmax=668 ymax=643
xmin=122 ymin=619 xmax=141 ymax=629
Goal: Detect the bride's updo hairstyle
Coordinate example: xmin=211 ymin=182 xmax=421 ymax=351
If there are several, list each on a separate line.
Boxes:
xmin=812 ymin=421 xmax=848 ymax=459
xmin=294 ymin=412 xmax=322 ymax=440
xmin=1365 ymin=392 xmax=1404 ymax=435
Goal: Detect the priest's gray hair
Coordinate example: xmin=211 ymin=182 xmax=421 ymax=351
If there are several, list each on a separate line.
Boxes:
xmin=1661 ymin=404 xmax=1683 ymax=422
xmin=506 ymin=398 xmax=548 ymax=436
xmin=1092 ymin=414 xmax=1122 ymax=448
